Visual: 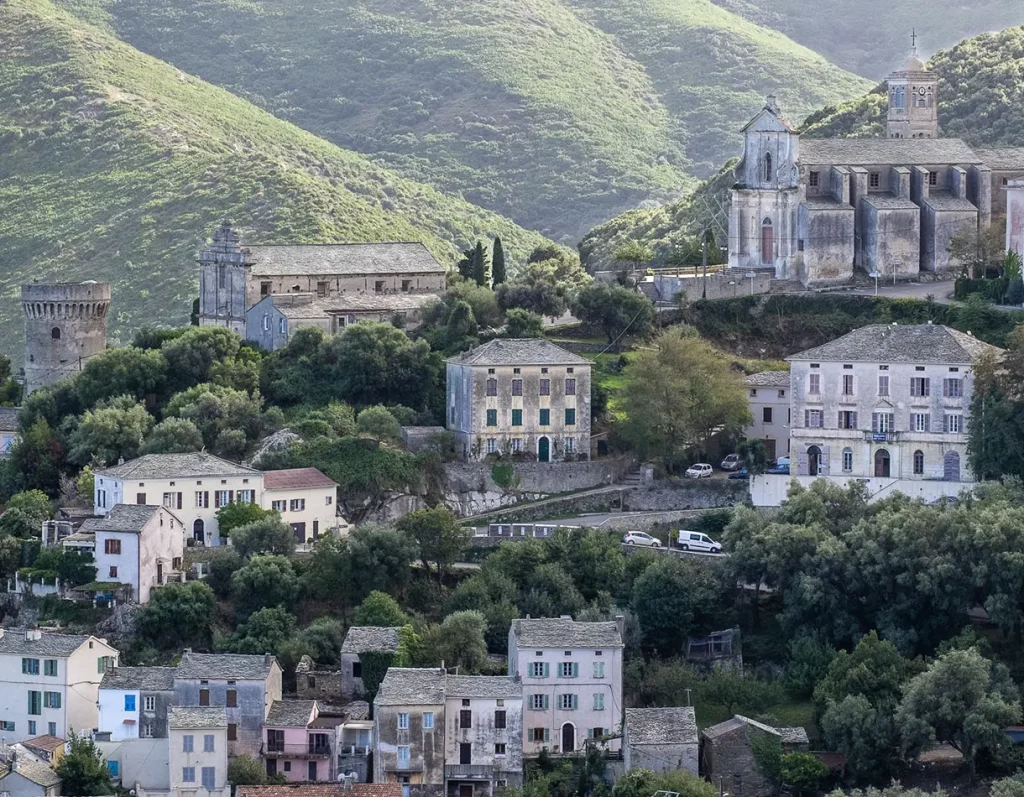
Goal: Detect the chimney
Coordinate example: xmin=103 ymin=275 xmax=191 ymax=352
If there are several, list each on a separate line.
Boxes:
xmin=26 ymin=627 xmax=42 ymax=642
xmin=264 ymin=653 xmax=272 ymax=667
xmin=614 ymin=615 xmax=625 ymax=641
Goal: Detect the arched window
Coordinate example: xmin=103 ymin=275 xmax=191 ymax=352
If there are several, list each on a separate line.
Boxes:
xmin=50 ymin=327 xmax=61 ymax=340
xmin=760 ymin=218 xmax=774 ymax=266
xmin=913 ymin=450 xmax=924 ymax=475
xmin=763 ymin=152 xmax=773 ymax=183
xmin=842 ymin=448 xmax=853 ymax=473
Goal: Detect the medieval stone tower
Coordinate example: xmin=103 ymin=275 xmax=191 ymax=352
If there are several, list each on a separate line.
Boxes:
xmin=22 ymin=281 xmax=110 ymax=395
xmin=197 ymin=219 xmax=254 ymax=334
xmin=887 ymin=36 xmax=939 ymax=140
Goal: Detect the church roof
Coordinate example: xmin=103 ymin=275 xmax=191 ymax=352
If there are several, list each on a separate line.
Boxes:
xmin=799 ymin=138 xmax=981 ymax=167
xmin=922 ymin=191 xmax=977 ymax=212
xmin=788 ymin=324 xmax=1003 ymax=365
xmin=248 ymin=243 xmax=445 ymax=277
xmin=741 ymin=99 xmax=797 ymax=134
xmin=973 ymin=148 xmax=1024 ymax=171
xmin=861 ymin=193 xmax=919 ymax=211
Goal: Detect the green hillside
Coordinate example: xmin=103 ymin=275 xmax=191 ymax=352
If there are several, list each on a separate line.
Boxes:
xmin=0 ymin=0 xmax=551 ymax=354
xmin=52 ymin=0 xmax=869 ymax=242
xmin=713 ymin=0 xmax=1024 ymax=79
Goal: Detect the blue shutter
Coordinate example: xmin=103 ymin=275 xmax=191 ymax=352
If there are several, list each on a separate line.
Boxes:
xmin=543 ymin=694 xmax=550 ymax=710
xmin=571 ymin=663 xmax=579 ymax=678
xmin=543 ymin=663 xmax=550 ymax=678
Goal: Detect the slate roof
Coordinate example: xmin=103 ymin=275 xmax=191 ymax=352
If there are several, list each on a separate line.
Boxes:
xmin=272 ymin=293 xmax=439 ymax=318
xmin=267 ymin=700 xmax=317 ymax=727
xmin=0 ymin=407 xmax=19 ymax=432
xmin=974 ymin=147 xmax=1024 ymax=171
xmin=177 ymin=652 xmax=277 ymax=680
xmin=799 ymin=138 xmax=982 ymax=166
xmin=803 ymin=197 xmax=852 ymax=211
xmin=861 ymin=193 xmax=918 ymax=210
xmin=3 ymin=759 xmax=61 ymax=788
xmin=787 ymin=323 xmax=1003 ymax=364
xmin=375 ymin=668 xmax=447 ymax=706
xmin=779 ymin=727 xmax=810 ymax=745
xmin=96 ymin=453 xmax=258 ymax=480
xmin=744 ymin=371 xmax=789 ymax=388
xmin=0 ymin=628 xmax=95 ymax=658
xmin=511 ymin=618 xmax=623 ymax=649
xmin=341 ymin=627 xmax=401 ymax=655
xmin=249 ymin=243 xmax=445 ymax=277
xmin=237 ymin=785 xmax=403 ymax=797
xmin=449 ymin=339 xmax=590 ymax=367
xmin=100 ymin=666 xmax=176 ymax=692
xmin=702 ymin=714 xmax=780 ymax=740
xmin=80 ymin=505 xmax=159 ymax=534
xmin=23 ymin=735 xmax=65 ymax=754
xmin=169 ymin=706 xmax=227 ymax=729
xmin=445 ymin=676 xmax=522 ymax=700
xmin=263 ymin=468 xmax=337 ymax=491
xmin=923 ymin=191 xmax=978 ymax=212
xmin=625 ymin=707 xmax=698 ymax=746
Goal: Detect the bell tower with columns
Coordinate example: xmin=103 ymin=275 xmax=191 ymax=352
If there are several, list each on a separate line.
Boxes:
xmin=887 ymin=31 xmax=939 ymax=140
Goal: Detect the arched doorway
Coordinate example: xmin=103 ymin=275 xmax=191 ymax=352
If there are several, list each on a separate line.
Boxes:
xmin=760 ymin=218 xmax=774 ymax=265
xmin=874 ymin=449 xmax=891 ymax=478
xmin=807 ymin=445 xmax=821 ymax=477
xmin=944 ymin=451 xmax=961 ymax=482
xmin=538 ymin=437 xmax=550 ymax=463
xmin=193 ymin=519 xmax=205 ymax=545
xmin=561 ymin=723 xmax=575 ymax=753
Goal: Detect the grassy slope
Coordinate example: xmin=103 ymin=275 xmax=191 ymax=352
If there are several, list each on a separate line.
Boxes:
xmin=712 ymin=0 xmax=1024 ymax=80
xmin=0 ymin=0 xmax=551 ymax=353
xmin=51 ymin=0 xmax=868 ymax=243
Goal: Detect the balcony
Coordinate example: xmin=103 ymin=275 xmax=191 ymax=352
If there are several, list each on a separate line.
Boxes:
xmin=385 ymin=761 xmax=424 ymax=773
xmin=263 ymin=742 xmax=333 ymax=759
xmin=445 ymin=765 xmax=495 ymax=780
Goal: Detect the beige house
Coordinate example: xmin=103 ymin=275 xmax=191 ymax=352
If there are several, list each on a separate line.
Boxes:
xmin=262 ymin=468 xmax=345 ymax=544
xmin=446 ymin=340 xmax=592 ymax=462
xmin=743 ymin=371 xmax=791 ymax=461
xmin=168 ymin=707 xmax=229 ymax=797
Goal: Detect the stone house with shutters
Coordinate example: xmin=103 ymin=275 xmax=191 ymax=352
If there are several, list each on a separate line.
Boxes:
xmin=788 ymin=324 xmax=1001 ymax=482
xmin=97 ymin=665 xmax=176 ymax=740
xmin=742 ymin=371 xmax=791 ymax=462
xmin=168 ymin=706 xmax=229 ymax=797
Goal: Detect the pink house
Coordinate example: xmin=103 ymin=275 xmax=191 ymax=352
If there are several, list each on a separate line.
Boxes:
xmin=263 ymin=700 xmax=334 ymax=781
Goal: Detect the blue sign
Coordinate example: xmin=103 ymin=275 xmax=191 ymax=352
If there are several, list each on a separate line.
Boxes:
xmin=872 ymin=433 xmax=888 ymax=442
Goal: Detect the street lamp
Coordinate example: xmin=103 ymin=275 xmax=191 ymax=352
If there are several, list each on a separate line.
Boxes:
xmin=744 ymin=271 xmax=757 ymax=295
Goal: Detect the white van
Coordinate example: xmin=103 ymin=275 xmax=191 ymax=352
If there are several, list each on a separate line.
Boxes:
xmin=676 ymin=530 xmax=723 ymax=554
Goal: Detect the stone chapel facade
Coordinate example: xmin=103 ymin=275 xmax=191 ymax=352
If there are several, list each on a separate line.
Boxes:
xmin=728 ymin=45 xmax=1024 ymax=286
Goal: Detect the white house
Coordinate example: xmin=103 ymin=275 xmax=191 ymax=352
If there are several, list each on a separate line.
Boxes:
xmin=743 ymin=371 xmax=791 ymax=461
xmin=507 ymin=617 xmax=623 ymax=756
xmin=168 ymin=707 xmax=229 ymax=797
xmin=80 ymin=506 xmax=185 ymax=604
xmin=261 ymin=468 xmax=344 ymax=544
xmin=97 ymin=666 xmax=176 ymax=741
xmin=0 ymin=627 xmax=118 ymax=743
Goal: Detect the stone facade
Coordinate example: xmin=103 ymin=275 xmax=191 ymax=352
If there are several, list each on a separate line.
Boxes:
xmin=294 ymin=656 xmax=343 ymax=703
xmin=743 ymin=372 xmax=791 ymax=462
xmin=22 ymin=282 xmax=110 ymax=396
xmin=702 ymin=716 xmax=809 ymax=797
xmin=1007 ymin=179 xmax=1024 ymax=259
xmin=623 ymin=707 xmax=698 ymax=776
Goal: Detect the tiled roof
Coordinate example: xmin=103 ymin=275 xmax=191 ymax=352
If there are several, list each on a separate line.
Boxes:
xmin=177 ymin=652 xmax=276 ymax=680
xmin=169 ymin=706 xmax=227 ymax=729
xmin=81 ymin=505 xmax=159 ymax=534
xmin=0 ymin=628 xmax=97 ymax=658
xmin=341 ymin=627 xmax=401 ymax=655
xmin=0 ymin=407 xmax=19 ymax=432
xmin=625 ymin=707 xmax=698 ymax=746
xmin=263 ymin=468 xmax=337 ymax=491
xmin=449 ymin=339 xmax=591 ymax=367
xmin=445 ymin=676 xmax=522 ymax=700
xmin=799 ymin=138 xmax=982 ymax=166
xmin=702 ymin=714 xmax=779 ymax=741
xmin=511 ymin=618 xmax=623 ymax=649
xmin=249 ymin=243 xmax=445 ymax=277
xmin=787 ymin=323 xmax=1003 ymax=364
xmin=779 ymin=727 xmax=810 ymax=745
xmin=375 ymin=668 xmax=446 ymax=706
xmin=271 ymin=293 xmax=439 ymax=318
xmin=974 ymin=147 xmax=1024 ymax=171
xmin=95 ymin=453 xmax=258 ymax=480
xmin=923 ymin=191 xmax=978 ymax=212
xmin=23 ymin=735 xmax=65 ymax=754
xmin=3 ymin=759 xmax=61 ymax=788
xmin=267 ymin=700 xmax=317 ymax=727
xmin=237 ymin=785 xmax=403 ymax=797
xmin=100 ymin=666 xmax=176 ymax=692
xmin=744 ymin=371 xmax=789 ymax=388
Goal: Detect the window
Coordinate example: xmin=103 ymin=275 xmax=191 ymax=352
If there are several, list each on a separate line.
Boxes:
xmin=762 ymin=407 xmax=773 ymax=424
xmin=108 ymin=760 xmax=119 ymax=777
xmin=352 ymin=661 xmax=362 ymax=678
xmin=43 ymin=692 xmax=60 ymax=709
xmin=495 ymin=743 xmax=507 ymax=755
xmin=539 ymin=409 xmax=550 ymax=426
xmin=511 ymin=379 xmax=523 ymax=396
xmin=104 ymin=539 xmax=122 ymax=555
xmin=423 ymin=712 xmax=434 ymax=729
xmin=271 ymin=500 xmax=286 ymax=512
xmin=195 ymin=491 xmax=209 ymax=509
xmin=558 ymin=662 xmax=578 ymax=678
xmin=878 ymin=375 xmax=890 ymax=396
xmin=928 ymin=171 xmax=938 ymax=186
xmin=764 ymin=152 xmax=773 ymax=182
xmin=945 ymin=414 xmax=963 ymax=434
xmin=804 ymin=409 xmax=822 ymax=429
xmin=912 ymin=413 xmax=931 ymax=433
xmin=227 ymin=723 xmax=237 ymax=741
xmin=108 ymin=566 xmax=118 ymax=578
xmin=529 ymin=662 xmax=549 ymax=678
xmin=842 ymin=374 xmax=854 ymax=395
xmin=808 ymin=374 xmax=820 ymax=394
xmin=144 ymin=696 xmax=156 ymax=712
xmin=512 ymin=438 xmax=523 ymax=453
xmin=486 ymin=438 xmax=498 ymax=455
xmin=0 ymin=722 xmax=13 ymax=732
xmin=565 ymin=379 xmax=576 ymax=396
xmin=202 ymin=767 xmax=216 ymax=791
xmin=486 ymin=409 xmax=497 ymax=427
xmin=838 ymin=411 xmax=858 ymax=430
xmin=44 ymin=659 xmax=57 ymax=677
xmin=28 ymin=721 xmax=36 ymax=736
xmin=910 ymin=377 xmax=931 ymax=397
xmin=226 ymin=689 xmax=237 ymax=708
xmin=199 ymin=689 xmax=210 ymax=707
xmin=565 ymin=409 xmax=576 ymax=426
xmin=98 ymin=656 xmax=113 ymax=673
xmin=204 ymin=734 xmax=215 ymax=752
xmin=809 ymin=171 xmax=820 ymax=188
xmin=397 ymin=746 xmax=411 ymax=767
xmin=460 ymin=710 xmax=472 ymax=729
xmin=136 ymin=493 xmax=146 ymax=505
xmin=530 ymin=694 xmax=549 ymax=710
xmin=182 ymin=767 xmax=196 ymax=784
xmin=870 ymin=172 xmax=881 ymax=188
xmin=559 ymin=694 xmax=578 ymax=710
xmin=778 ymin=389 xmax=785 ymax=398
xmin=495 ymin=710 xmax=507 ymax=729
xmin=124 ymin=695 xmax=136 ymax=712
xmin=486 ymin=378 xmax=498 ymax=397
xmin=914 ymin=450 xmax=925 ymax=475
xmin=289 ymin=498 xmax=306 ymax=511
xmin=512 ymin=409 xmax=523 ymax=427
xmin=215 ymin=490 xmax=232 ymax=508
xmin=325 ymin=495 xmax=332 ymax=506
xmin=48 ymin=722 xmax=56 ymax=737
xmin=162 ymin=492 xmax=182 ymax=510
xmin=237 ymin=489 xmax=254 ymax=504
xmin=564 ymin=437 xmax=576 ymax=454
xmin=842 ymin=448 xmax=854 ymax=473
xmin=593 ymin=662 xmax=605 ymax=679
xmin=944 ymin=378 xmax=963 ymax=398
xmin=539 ymin=379 xmax=550 ymax=396
xmin=593 ymin=694 xmax=605 ymax=711
xmin=530 ymin=728 xmax=549 ymax=743
xmin=183 ymin=735 xmax=194 ymax=753
xmin=22 ymin=658 xmax=40 ymax=675
xmin=872 ymin=412 xmax=894 ymax=433
xmin=402 ymin=279 xmax=412 ymax=292
xmin=749 ymin=389 xmax=757 ymax=398
xmin=374 ymin=280 xmax=385 ymax=293
xmin=398 ymin=713 xmax=409 ymax=730
xmin=27 ymin=691 xmax=41 ymax=715
xmin=317 ymin=280 xmax=329 ymax=297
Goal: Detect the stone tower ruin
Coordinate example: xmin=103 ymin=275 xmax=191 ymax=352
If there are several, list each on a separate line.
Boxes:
xmin=22 ymin=281 xmax=111 ymax=395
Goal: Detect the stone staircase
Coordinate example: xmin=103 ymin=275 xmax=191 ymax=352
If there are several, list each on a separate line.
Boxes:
xmin=618 ymin=468 xmax=642 ymax=487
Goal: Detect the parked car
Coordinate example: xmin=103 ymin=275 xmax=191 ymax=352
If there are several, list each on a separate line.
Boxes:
xmin=684 ymin=463 xmax=714 ymax=479
xmin=766 ymin=456 xmax=791 ymax=475
xmin=720 ymin=454 xmax=742 ymax=471
xmin=676 ymin=531 xmax=723 ymax=554
xmin=623 ymin=531 xmax=662 ymax=548
xmin=728 ymin=468 xmax=750 ymax=480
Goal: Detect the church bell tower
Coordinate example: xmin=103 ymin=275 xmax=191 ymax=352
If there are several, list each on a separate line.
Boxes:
xmin=886 ymin=31 xmax=939 ymax=140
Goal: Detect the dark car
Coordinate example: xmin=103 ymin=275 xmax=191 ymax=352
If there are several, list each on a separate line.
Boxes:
xmin=766 ymin=463 xmax=790 ymax=475
xmin=728 ymin=468 xmax=750 ymax=480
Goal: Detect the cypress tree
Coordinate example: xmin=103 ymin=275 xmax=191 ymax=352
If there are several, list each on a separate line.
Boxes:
xmin=457 ymin=248 xmax=475 ymax=281
xmin=472 ymin=240 xmax=490 ymax=287
xmin=491 ymin=237 xmax=507 ymax=286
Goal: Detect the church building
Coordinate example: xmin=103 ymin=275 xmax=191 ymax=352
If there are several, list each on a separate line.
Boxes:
xmin=729 ymin=41 xmax=1024 ymax=286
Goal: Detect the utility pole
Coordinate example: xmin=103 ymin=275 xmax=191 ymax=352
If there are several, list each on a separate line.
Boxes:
xmin=702 ymin=231 xmax=708 ymax=300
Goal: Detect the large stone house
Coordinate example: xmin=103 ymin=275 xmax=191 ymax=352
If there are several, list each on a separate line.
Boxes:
xmin=198 ymin=221 xmax=446 ymax=345
xmin=787 ymin=323 xmax=1001 ymax=482
xmin=729 ymin=45 xmax=1024 ymax=286
xmin=446 ymin=340 xmax=592 ymax=462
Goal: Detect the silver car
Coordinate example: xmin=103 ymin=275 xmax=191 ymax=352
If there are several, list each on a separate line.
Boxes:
xmin=623 ymin=531 xmax=661 ymax=548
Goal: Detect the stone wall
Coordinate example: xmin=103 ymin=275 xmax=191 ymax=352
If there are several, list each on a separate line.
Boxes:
xmin=642 ymin=272 xmax=773 ymax=305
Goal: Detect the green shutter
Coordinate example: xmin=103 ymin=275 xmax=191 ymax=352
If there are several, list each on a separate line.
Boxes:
xmin=543 ymin=694 xmax=550 ymax=710
xmin=544 ymin=728 xmax=550 ymax=742
xmin=572 ymin=663 xmax=579 ymax=678
xmin=565 ymin=408 xmax=575 ymax=426
xmin=573 ymin=694 xmax=579 ymax=710
xmin=512 ymin=409 xmax=522 ymax=426
xmin=543 ymin=663 xmax=550 ymax=677
xmin=539 ymin=409 xmax=549 ymax=426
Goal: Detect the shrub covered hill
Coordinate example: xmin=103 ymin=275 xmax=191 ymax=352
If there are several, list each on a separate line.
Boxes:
xmin=582 ymin=26 xmax=1024 ymax=271
xmin=51 ymin=0 xmax=870 ymax=242
xmin=0 ymin=0 xmax=551 ymax=353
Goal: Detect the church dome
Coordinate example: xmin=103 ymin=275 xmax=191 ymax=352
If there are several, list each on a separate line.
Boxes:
xmin=902 ymin=53 xmax=927 ymax=71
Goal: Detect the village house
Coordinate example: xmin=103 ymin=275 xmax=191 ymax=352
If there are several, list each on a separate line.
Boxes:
xmin=168 ymin=707 xmax=229 ymax=797
xmin=623 ymin=707 xmax=698 ymax=776
xmin=198 ymin=221 xmax=446 ymax=344
xmin=507 ymin=617 xmax=623 ymax=756
xmin=236 ymin=783 xmax=403 ymax=797
xmin=742 ymin=371 xmax=791 ymax=462
xmin=19 ymin=736 xmax=66 ymax=768
xmin=263 ymin=700 xmax=334 ymax=782
xmin=97 ymin=665 xmax=176 ymax=741
xmin=340 ymin=627 xmax=402 ymax=701
xmin=702 ymin=715 xmax=809 ymax=797
xmin=0 ymin=756 xmax=61 ymax=797
xmin=373 ymin=668 xmax=446 ymax=797
xmin=0 ymin=627 xmax=118 ymax=743
xmin=262 ymin=468 xmax=344 ymax=544
xmin=446 ymin=340 xmax=592 ymax=462
xmin=0 ymin=407 xmax=18 ymax=457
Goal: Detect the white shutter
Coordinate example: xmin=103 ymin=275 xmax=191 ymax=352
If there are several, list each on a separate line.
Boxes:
xmin=819 ymin=448 xmax=830 ymax=476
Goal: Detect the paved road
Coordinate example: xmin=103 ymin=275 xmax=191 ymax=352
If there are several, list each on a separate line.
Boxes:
xmin=838 ymin=280 xmax=1023 ymax=312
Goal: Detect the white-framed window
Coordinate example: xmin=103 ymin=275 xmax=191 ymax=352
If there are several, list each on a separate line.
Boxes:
xmin=162 ymin=492 xmax=182 ymax=509
xmin=910 ymin=377 xmax=930 ymax=397
xmin=486 ymin=438 xmax=498 ymax=454
xmin=564 ymin=437 xmax=575 ymax=454
xmin=593 ymin=694 xmax=605 ymax=711
xmin=593 ymin=662 xmax=604 ymax=679
xmin=262 ymin=315 xmax=270 ymax=331
xmin=838 ymin=411 xmax=857 ymax=430
xmin=144 ymin=696 xmax=156 ymax=712
xmin=842 ymin=374 xmax=854 ymax=395
xmin=214 ymin=490 xmax=231 ymax=508
xmin=944 ymin=378 xmax=963 ymax=398
xmin=236 ymin=489 xmax=254 ymax=504
xmin=913 ymin=450 xmax=925 ymax=475
xmin=423 ymin=712 xmax=434 ymax=729
xmin=558 ymin=694 xmax=578 ymax=710
xmin=272 ymin=500 xmax=286 ymax=512
xmin=290 ymin=499 xmax=306 ymax=511
xmin=279 ymin=318 xmax=287 ymax=335
xmin=325 ymin=495 xmax=333 ymax=506
xmin=141 ymin=724 xmax=153 ymax=738
xmin=808 ymin=374 xmax=820 ymax=394
xmin=878 ymin=375 xmax=890 ymax=396
xmin=398 ymin=713 xmax=409 ymax=730
xmin=945 ymin=414 xmax=963 ymax=433
xmin=842 ymin=448 xmax=853 ymax=473
xmin=558 ymin=662 xmax=578 ymax=678
xmin=194 ymin=491 xmax=209 ymax=509
xmin=397 ymin=746 xmax=410 ymax=767
xmin=805 ymin=409 xmax=822 ymax=428
xmin=872 ymin=412 xmax=894 ymax=434
xmin=512 ymin=438 xmax=523 ymax=453
xmin=530 ymin=694 xmax=549 ymax=710
xmin=97 ymin=489 xmax=107 ymax=508
xmin=529 ymin=662 xmax=548 ymax=678
xmin=912 ymin=413 xmax=931 ymax=433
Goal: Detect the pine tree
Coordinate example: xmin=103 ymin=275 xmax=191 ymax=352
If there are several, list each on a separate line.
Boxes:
xmin=471 ymin=240 xmax=490 ymax=287
xmin=491 ymin=236 xmax=507 ymax=286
